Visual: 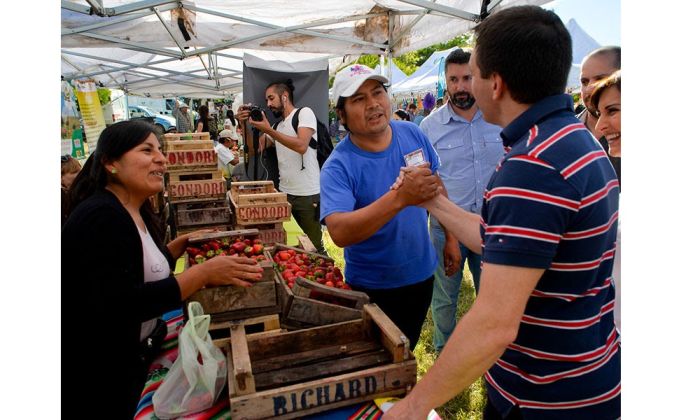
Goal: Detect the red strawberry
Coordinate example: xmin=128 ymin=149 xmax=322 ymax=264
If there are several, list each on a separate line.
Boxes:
xmin=324 ymin=281 xmax=334 ymax=288
xmin=277 ymin=251 xmax=291 ymax=261
xmin=287 ymin=249 xmax=296 ymax=257
xmin=209 ymin=241 xmax=220 ymax=251
xmin=244 ymin=239 xmax=251 ymax=246
xmin=232 ymin=242 xmax=246 ymax=253
xmin=244 ymin=246 xmax=253 ymax=256
xmin=252 ymin=244 xmax=264 ymax=255
xmin=253 ymin=239 xmax=263 ymax=244
xmin=201 ymin=243 xmax=210 ymax=252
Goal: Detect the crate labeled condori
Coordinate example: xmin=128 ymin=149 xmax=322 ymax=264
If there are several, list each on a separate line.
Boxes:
xmin=267 ymin=244 xmax=369 ymax=327
xmin=235 ymin=222 xmax=286 ymax=247
xmin=184 ymin=229 xmax=280 ymax=322
xmin=163 ymin=132 xmax=210 ymax=144
xmin=224 ymin=304 xmax=416 ymax=420
xmin=168 ymin=170 xmax=226 ymax=202
xmin=228 ymin=186 xmax=291 ymax=226
xmin=165 ymin=148 xmax=218 ymax=171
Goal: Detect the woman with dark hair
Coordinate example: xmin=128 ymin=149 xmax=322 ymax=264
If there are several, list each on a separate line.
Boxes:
xmin=592 ymin=70 xmax=622 ymax=331
xmin=195 ymin=104 xmax=210 ymax=134
xmin=592 ymin=70 xmax=621 ymax=158
xmin=392 ymin=109 xmax=411 ymax=121
xmin=225 ymin=109 xmax=236 ymax=128
xmin=62 ymin=120 xmax=263 ymax=417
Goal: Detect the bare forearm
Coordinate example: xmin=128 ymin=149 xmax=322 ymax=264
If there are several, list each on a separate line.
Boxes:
xmin=175 ymin=265 xmax=206 ymax=300
xmin=403 ymin=304 xmax=513 ymax=415
xmin=166 ymin=235 xmax=188 ymax=259
xmin=262 ymin=127 xmax=308 ymax=154
xmin=326 ymin=190 xmax=404 ymax=247
xmin=425 ymin=195 xmax=482 ymax=254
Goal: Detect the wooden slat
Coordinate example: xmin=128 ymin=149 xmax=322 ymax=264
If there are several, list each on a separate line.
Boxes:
xmin=187 ymin=228 xmax=259 ymax=243
xmin=363 ymin=303 xmax=409 ymax=363
xmin=291 ymin=277 xmax=369 ymax=310
xmin=246 ymin=319 xmax=366 ymax=360
xmin=237 ymin=192 xmax=288 ymax=205
xmin=251 ymin=340 xmax=381 ymax=374
xmin=230 ymin=324 xmax=256 ymax=396
xmin=229 ymin=360 xmax=417 ymax=420
xmin=254 ymin=349 xmax=392 ymax=390
xmin=296 ymin=234 xmax=316 ymax=252
xmin=185 ymin=279 xmax=277 ymax=315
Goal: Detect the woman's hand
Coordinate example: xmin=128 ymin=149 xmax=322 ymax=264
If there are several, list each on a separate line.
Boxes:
xmin=176 ymin=255 xmax=264 ymax=300
xmin=200 ymin=255 xmax=264 ymax=288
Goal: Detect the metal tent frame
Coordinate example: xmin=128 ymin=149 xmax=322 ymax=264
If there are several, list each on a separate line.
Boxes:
xmin=61 ymin=0 xmax=551 ymax=97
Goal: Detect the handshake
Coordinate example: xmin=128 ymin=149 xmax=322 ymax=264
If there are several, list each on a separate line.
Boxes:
xmin=391 ymin=163 xmax=442 ymax=207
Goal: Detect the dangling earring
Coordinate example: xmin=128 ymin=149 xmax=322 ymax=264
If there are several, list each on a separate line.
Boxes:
xmin=111 ymin=168 xmax=117 ymax=174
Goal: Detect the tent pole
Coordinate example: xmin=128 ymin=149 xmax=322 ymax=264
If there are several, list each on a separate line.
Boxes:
xmin=387 ymin=11 xmax=393 ymax=98
xmin=61 ymin=7 xmax=178 ymax=36
xmin=395 ymin=0 xmax=479 ymax=21
xmin=153 ymin=6 xmax=187 ymax=56
xmin=76 ymin=32 xmax=182 ymax=58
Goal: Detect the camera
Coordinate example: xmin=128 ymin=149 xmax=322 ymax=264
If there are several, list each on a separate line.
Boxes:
xmin=241 ymin=104 xmax=265 ymax=122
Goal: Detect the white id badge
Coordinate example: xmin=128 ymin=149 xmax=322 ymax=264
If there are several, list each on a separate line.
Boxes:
xmin=404 ymin=149 xmax=426 ymax=167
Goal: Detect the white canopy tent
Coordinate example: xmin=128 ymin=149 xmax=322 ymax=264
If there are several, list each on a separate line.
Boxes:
xmin=390 ymin=46 xmax=457 ymax=94
xmin=375 ymin=60 xmax=408 ymax=85
xmin=61 ymin=0 xmax=553 ymax=98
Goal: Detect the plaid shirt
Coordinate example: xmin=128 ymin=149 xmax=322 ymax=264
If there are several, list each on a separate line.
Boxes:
xmin=174 ymin=107 xmax=192 ymax=133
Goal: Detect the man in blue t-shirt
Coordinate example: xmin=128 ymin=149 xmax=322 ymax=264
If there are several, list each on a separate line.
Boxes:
xmin=385 ymin=6 xmax=620 ymax=420
xmin=321 ymin=64 xmax=445 ymax=351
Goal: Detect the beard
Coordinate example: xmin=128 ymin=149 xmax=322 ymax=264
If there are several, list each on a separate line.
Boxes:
xmin=450 ymin=91 xmax=476 ymax=110
xmin=270 ymin=107 xmax=283 ymax=118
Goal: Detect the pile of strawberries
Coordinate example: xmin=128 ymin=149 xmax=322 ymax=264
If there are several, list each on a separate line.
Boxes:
xmin=272 ymin=248 xmax=351 ymax=290
xmin=186 ymin=237 xmax=266 ymax=266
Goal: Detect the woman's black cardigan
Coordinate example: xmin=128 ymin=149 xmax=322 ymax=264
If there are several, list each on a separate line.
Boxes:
xmin=61 ymin=189 xmax=182 ymax=418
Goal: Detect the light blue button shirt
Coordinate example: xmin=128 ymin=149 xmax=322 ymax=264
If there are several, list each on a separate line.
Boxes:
xmin=419 ymin=104 xmax=504 ymax=214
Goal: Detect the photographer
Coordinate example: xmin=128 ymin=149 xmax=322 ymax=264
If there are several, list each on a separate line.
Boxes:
xmin=236 ymin=80 xmax=325 ymax=254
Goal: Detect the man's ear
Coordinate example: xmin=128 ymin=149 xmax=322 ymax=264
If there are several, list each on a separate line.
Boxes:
xmin=337 ymin=109 xmax=346 ymax=125
xmin=492 ymin=72 xmax=505 ymax=101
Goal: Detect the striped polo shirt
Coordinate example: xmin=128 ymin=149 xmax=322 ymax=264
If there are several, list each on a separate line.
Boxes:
xmin=481 ymin=94 xmax=620 ymax=419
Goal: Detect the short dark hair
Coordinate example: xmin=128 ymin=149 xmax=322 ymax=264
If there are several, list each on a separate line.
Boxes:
xmin=444 ymin=48 xmax=471 ymax=70
xmin=266 ymin=79 xmax=295 ymax=104
xmin=394 ymin=109 xmax=410 ymax=121
xmin=473 ymin=5 xmax=572 ymax=104
xmin=584 ymin=46 xmax=621 ymax=70
xmin=408 ymin=103 xmax=417 ymax=110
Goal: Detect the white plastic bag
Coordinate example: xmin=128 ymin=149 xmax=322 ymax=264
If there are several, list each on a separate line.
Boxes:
xmin=153 ymin=302 xmax=227 ymax=419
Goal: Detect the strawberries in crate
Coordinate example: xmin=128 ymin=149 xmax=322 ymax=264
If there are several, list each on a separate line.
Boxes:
xmin=186 ymin=237 xmax=267 ymax=266
xmin=271 ymin=249 xmax=351 ymax=291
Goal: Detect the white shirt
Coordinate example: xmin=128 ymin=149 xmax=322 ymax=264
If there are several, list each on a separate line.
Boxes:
xmin=214 ymin=142 xmax=235 ymax=173
xmin=139 ymin=226 xmax=170 ymax=341
xmin=274 ymin=107 xmax=320 ymax=196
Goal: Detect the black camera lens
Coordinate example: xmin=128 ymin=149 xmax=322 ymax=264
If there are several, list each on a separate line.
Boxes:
xmin=250 ymin=108 xmax=264 ymax=122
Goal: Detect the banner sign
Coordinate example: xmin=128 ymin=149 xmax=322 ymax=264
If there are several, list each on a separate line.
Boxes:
xmin=74 ymin=79 xmax=107 ymax=155
xmin=61 ymin=80 xmax=85 ymax=158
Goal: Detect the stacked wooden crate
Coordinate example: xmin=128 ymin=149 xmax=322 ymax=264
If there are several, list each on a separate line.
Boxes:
xmin=228 ymin=181 xmax=291 ymax=247
xmin=163 ymin=132 xmax=232 ymax=236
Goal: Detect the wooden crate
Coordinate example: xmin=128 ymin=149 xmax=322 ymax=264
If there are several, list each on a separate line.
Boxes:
xmin=228 ymin=190 xmax=291 ymax=226
xmin=175 ymin=222 xmax=232 ymax=237
xmin=165 ymin=148 xmax=218 ymax=171
xmin=174 ymin=199 xmax=232 ymax=228
xmin=267 ymin=244 xmax=369 ymax=327
xmin=234 ymin=223 xmax=286 ymax=247
xmin=184 ymin=229 xmax=281 ymax=323
xmin=224 ymin=304 xmax=416 ymax=419
xmin=230 ymin=180 xmax=277 ymax=201
xmin=168 ymin=170 xmax=226 ymax=202
xmin=163 ymin=132 xmax=210 ymax=143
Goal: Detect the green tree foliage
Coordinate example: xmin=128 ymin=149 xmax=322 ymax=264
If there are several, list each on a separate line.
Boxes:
xmin=394 ymin=32 xmax=474 ymax=75
xmin=329 ymin=32 xmax=474 ymax=89
xmin=97 ymin=88 xmax=112 ymax=106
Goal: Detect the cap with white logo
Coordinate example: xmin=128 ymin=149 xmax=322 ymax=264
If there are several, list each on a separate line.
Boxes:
xmin=331 ymin=64 xmax=389 ymax=105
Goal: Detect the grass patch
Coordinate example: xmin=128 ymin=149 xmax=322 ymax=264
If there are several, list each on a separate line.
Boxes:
xmin=322 ymin=230 xmax=487 ymax=419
